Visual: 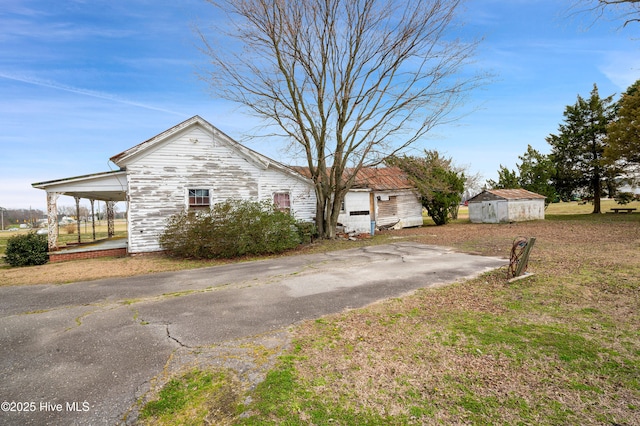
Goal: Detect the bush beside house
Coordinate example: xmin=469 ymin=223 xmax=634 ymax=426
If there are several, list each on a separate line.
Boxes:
xmin=159 ymin=199 xmax=309 ymax=259
xmin=5 ymin=233 xmax=49 ymax=267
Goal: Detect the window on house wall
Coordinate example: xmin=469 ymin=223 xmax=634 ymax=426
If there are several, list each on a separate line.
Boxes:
xmin=188 ymin=189 xmax=210 ymax=209
xmin=273 ymin=192 xmax=291 ymax=213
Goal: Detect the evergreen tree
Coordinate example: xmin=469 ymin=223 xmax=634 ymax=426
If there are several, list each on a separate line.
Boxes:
xmin=547 ymin=84 xmax=617 ymax=213
xmin=606 ymin=79 xmax=640 ymax=171
xmin=486 ymin=165 xmax=519 ymax=189
xmin=388 ymin=151 xmax=465 ymax=226
xmin=517 ymin=145 xmax=557 ymax=205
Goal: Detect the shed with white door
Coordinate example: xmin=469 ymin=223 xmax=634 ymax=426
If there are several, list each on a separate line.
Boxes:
xmin=468 ymin=189 xmax=545 ymax=223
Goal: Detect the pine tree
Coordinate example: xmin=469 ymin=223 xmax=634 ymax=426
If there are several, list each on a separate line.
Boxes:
xmin=517 ymin=145 xmax=557 ymax=205
xmin=547 ymin=84 xmax=617 ymax=213
xmin=606 ymin=79 xmax=640 ymax=170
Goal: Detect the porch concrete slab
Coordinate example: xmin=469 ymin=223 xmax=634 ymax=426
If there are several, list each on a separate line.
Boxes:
xmin=0 ymin=242 xmax=506 ymax=425
xmin=53 ymin=238 xmax=128 ymax=254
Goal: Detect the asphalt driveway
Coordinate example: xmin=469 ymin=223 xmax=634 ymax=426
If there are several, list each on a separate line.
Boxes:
xmin=0 ymin=242 xmax=505 ymax=425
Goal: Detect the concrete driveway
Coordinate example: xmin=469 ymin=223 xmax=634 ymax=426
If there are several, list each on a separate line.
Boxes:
xmin=0 ymin=242 xmax=505 ymax=425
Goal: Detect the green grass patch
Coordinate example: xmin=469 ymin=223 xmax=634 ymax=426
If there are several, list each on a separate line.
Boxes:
xmin=138 ymin=369 xmax=240 ymax=425
xmin=446 ymin=312 xmax=603 ymax=363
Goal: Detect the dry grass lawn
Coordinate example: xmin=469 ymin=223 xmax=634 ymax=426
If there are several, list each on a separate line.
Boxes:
xmin=238 ymin=206 xmax=640 ymax=425
xmin=3 ymin=201 xmax=639 ymax=424
xmin=283 ymin=216 xmax=640 ymax=424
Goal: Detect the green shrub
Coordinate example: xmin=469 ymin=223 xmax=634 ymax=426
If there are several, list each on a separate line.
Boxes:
xmin=294 ymin=220 xmax=318 ymax=244
xmin=5 ymin=233 xmax=49 ymax=267
xmin=159 ymin=199 xmax=304 ymax=259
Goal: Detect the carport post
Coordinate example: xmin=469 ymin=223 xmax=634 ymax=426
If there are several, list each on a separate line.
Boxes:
xmin=46 ymin=192 xmax=60 ymax=251
xmin=90 ymin=199 xmax=96 ymax=240
xmin=107 ymin=201 xmax=115 ymax=238
xmin=74 ymin=196 xmax=81 ymax=244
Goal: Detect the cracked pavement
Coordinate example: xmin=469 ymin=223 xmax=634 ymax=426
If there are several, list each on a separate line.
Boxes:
xmin=0 ymin=242 xmax=505 ymax=425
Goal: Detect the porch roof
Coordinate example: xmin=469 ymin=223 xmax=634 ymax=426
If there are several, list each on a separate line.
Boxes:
xmin=32 ymin=170 xmax=128 ymax=201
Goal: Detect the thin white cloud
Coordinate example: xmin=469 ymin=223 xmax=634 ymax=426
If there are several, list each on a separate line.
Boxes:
xmin=0 ymin=71 xmax=186 ymax=116
xmin=0 ymin=19 xmax=137 ymax=41
xmin=600 ymin=51 xmax=640 ymax=90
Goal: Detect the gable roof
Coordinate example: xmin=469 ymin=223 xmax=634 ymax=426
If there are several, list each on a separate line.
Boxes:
xmin=469 ymin=189 xmax=546 ymax=202
xmin=110 ymin=115 xmax=270 ymax=168
xmin=290 ymin=166 xmax=413 ymax=191
xmin=109 ymin=115 xmax=310 ymax=184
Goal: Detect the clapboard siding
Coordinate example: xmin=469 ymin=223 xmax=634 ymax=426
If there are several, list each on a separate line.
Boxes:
xmin=376 ymin=190 xmax=423 ymax=229
xmin=120 ymin=121 xmax=316 ymax=253
xmin=468 ymin=189 xmax=545 ymax=223
xmin=259 ymin=167 xmax=317 ymax=222
xmin=396 ymin=191 xmax=423 ymax=227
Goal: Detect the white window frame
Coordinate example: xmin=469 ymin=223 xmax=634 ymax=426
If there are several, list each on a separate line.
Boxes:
xmin=187 ymin=188 xmax=211 ymax=209
xmin=273 ymin=192 xmax=291 ymax=213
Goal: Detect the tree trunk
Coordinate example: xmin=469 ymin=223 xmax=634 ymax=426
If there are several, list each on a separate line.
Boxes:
xmin=316 ymin=190 xmax=345 ymax=239
xmin=592 ymin=173 xmax=602 ymax=214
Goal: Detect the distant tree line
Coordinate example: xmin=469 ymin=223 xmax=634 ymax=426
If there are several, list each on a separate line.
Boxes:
xmin=0 ymin=208 xmax=45 ymax=227
xmin=486 ymin=80 xmax=640 ymax=213
xmin=1 ymin=203 xmax=125 ymax=228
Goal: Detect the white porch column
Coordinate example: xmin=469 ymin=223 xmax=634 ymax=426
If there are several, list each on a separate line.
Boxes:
xmin=90 ymin=199 xmax=96 ymax=240
xmin=46 ymin=192 xmax=60 ymax=251
xmin=74 ymin=196 xmax=82 ymax=244
xmin=107 ymin=201 xmax=115 ymax=238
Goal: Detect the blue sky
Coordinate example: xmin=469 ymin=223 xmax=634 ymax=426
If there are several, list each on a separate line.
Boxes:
xmin=1 ymin=0 xmax=638 ymax=210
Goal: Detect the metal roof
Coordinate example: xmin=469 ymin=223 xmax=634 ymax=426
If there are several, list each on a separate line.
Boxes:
xmin=469 ymin=189 xmax=546 ymax=201
xmin=290 ymin=166 xmax=413 ymax=191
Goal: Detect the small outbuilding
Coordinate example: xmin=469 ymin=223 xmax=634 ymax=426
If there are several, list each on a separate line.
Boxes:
xmin=468 ymin=189 xmax=546 ymax=224
xmin=290 ymin=166 xmax=424 ymax=234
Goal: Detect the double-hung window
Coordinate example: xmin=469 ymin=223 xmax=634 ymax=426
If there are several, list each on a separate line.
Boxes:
xmin=188 ymin=189 xmax=210 ymax=209
xmin=273 ymin=192 xmax=291 ymax=213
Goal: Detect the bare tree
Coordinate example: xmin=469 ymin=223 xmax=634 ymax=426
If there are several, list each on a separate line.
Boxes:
xmin=571 ymin=0 xmax=640 ymax=27
xmin=198 ymin=0 xmax=484 ymax=238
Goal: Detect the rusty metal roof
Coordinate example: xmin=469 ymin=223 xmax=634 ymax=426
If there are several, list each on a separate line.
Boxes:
xmin=470 ymin=189 xmax=546 ymax=201
xmin=290 ymin=166 xmax=413 ymax=191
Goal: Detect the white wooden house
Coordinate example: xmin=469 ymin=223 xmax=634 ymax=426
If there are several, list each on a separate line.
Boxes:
xmin=33 ymin=116 xmax=423 ymax=256
xmin=468 ymin=189 xmax=545 ymax=223
xmin=34 ymin=116 xmax=316 ymax=254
